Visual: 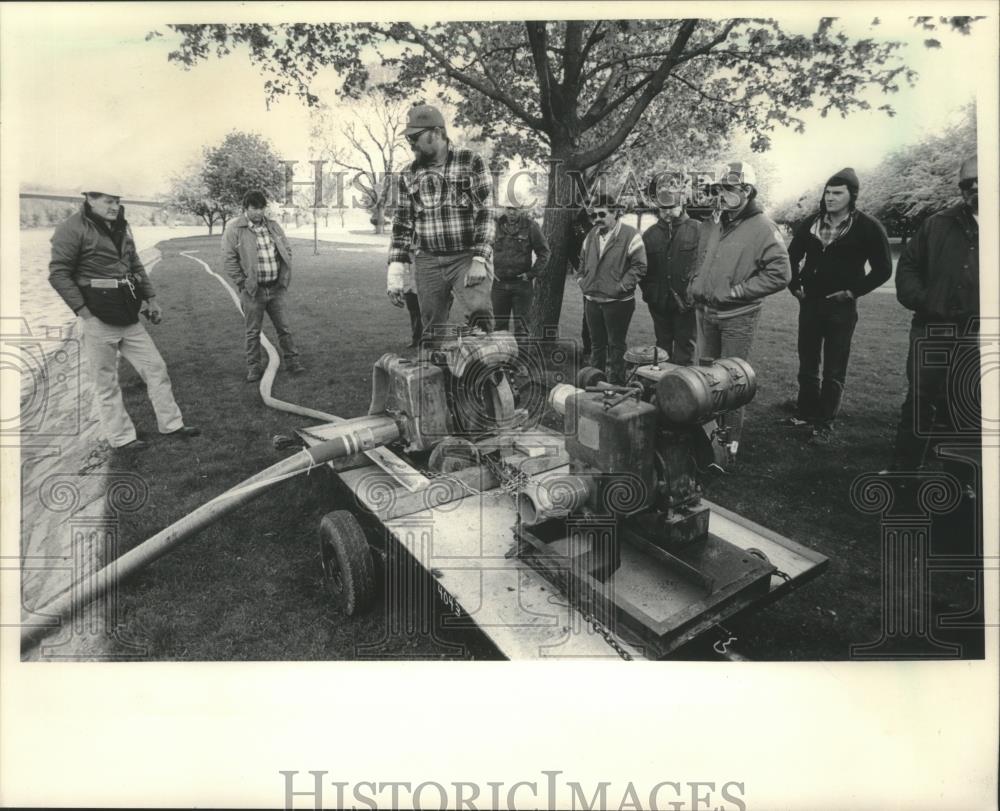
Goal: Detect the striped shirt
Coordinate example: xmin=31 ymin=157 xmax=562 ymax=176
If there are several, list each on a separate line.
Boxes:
xmin=250 ymin=221 xmax=280 ymax=283
xmin=389 ymin=147 xmax=495 ymax=264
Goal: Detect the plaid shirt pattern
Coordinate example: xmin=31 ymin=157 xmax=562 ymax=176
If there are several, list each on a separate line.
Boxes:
xmin=813 ymin=210 xmax=855 ymax=248
xmin=250 ymin=221 xmax=280 ymax=283
xmin=389 ymin=147 xmax=495 ymax=264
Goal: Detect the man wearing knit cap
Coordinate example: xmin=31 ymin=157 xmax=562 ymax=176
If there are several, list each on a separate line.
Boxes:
xmin=687 ymin=161 xmax=790 ymax=464
xmin=888 ymin=155 xmax=980 ymax=482
xmin=386 ymin=104 xmax=495 ymax=343
xmin=786 ymin=167 xmax=892 ymax=444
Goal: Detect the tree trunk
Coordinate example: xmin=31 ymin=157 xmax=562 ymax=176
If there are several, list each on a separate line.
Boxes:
xmin=529 ymin=151 xmax=580 ymax=339
xmin=372 ymin=203 xmax=385 ymax=235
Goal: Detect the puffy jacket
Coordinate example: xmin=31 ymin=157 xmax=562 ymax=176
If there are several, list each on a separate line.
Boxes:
xmin=493 ymin=211 xmax=550 ymax=283
xmin=688 ymin=199 xmax=790 ymax=310
xmin=49 ymin=203 xmax=154 ymax=315
xmin=788 ymin=209 xmax=891 ymax=299
xmin=577 ymin=222 xmax=647 ymax=300
xmin=222 ymin=214 xmax=293 ymax=294
xmin=896 ymin=203 xmax=978 ymax=322
xmin=640 ymin=213 xmax=700 ymax=309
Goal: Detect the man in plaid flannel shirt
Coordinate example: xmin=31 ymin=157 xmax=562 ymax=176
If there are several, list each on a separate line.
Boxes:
xmin=223 ymin=189 xmax=304 ymax=382
xmin=386 ymin=105 xmax=496 ymax=344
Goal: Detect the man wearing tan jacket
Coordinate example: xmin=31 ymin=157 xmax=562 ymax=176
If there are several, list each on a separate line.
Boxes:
xmin=688 ymin=161 xmax=790 ymax=462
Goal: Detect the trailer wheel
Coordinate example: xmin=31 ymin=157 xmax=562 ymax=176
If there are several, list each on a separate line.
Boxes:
xmin=319 ymin=511 xmax=375 ymax=616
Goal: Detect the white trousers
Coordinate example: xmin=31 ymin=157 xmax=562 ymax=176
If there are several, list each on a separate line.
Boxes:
xmin=79 ymin=316 xmax=184 ymax=447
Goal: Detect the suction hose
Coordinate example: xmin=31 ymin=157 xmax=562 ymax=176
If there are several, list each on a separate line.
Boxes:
xmin=21 ymin=415 xmax=401 ymax=653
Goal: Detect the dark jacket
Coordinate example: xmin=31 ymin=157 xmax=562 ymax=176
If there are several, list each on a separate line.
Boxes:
xmin=688 ymin=199 xmax=790 ymax=310
xmin=788 ymin=209 xmax=892 ymax=299
xmin=577 ymin=222 xmax=647 ymax=300
xmin=49 ymin=203 xmax=153 ymax=315
xmin=493 ymin=211 xmax=550 ymax=284
xmin=640 ymin=213 xmax=700 ymax=310
xmin=896 ymin=203 xmax=978 ymax=323
xmin=222 ymin=214 xmax=293 ymax=294
xmin=567 ymin=208 xmax=593 ymax=273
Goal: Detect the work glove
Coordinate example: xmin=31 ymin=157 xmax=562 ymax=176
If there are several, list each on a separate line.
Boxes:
xmin=387 ymin=262 xmax=407 ymax=308
xmin=465 ymin=256 xmax=488 ymax=287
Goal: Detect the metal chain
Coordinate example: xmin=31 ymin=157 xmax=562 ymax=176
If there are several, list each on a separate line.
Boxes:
xmin=581 ymin=608 xmax=634 ymax=660
xmin=483 ymin=453 xmax=531 ymax=496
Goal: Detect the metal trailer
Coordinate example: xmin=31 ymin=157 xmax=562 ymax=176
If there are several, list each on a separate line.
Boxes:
xmin=298 ymin=420 xmax=828 ymax=661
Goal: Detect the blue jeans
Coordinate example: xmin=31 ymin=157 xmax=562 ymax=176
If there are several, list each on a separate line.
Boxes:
xmin=491 ymin=280 xmax=533 ymax=337
xmin=414 ymin=251 xmax=493 ymax=341
xmin=584 ymin=297 xmax=635 ymax=385
xmin=242 ymin=284 xmax=298 ymax=370
xmin=647 ymin=299 xmax=697 ymax=365
xmin=796 ymin=297 xmax=858 ymax=426
xmin=696 ymin=305 xmax=762 ymax=446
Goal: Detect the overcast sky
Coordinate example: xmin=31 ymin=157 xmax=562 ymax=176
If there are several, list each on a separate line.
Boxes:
xmin=2 ymin=3 xmax=996 ymax=203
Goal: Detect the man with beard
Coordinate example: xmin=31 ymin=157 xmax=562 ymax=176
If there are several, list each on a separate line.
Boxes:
xmin=640 ymin=190 xmax=701 ymax=365
xmin=786 ymin=168 xmax=892 ymax=444
xmin=687 ymin=161 xmax=790 ymax=464
xmin=386 ymin=105 xmax=495 ymax=342
xmin=889 ymin=155 xmax=980 ymax=480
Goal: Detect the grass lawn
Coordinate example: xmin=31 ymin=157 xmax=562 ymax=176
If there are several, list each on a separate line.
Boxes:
xmin=99 ymin=233 xmax=979 ymax=660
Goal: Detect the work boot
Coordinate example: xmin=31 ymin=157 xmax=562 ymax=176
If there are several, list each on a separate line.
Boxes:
xmin=246 ymin=367 xmax=263 ymax=382
xmin=167 ymin=426 xmax=201 ymax=438
xmin=286 ymin=359 xmax=306 ymax=375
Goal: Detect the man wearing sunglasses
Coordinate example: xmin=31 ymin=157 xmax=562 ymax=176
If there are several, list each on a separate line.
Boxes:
xmin=575 ymin=194 xmax=647 ymax=384
xmin=386 ymin=105 xmax=495 ymax=342
xmin=687 ymin=161 xmax=791 ymax=463
xmin=889 ymin=155 xmax=980 ymax=477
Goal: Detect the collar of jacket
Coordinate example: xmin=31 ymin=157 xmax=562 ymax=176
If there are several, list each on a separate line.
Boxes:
xmin=940 ymin=202 xmax=978 ymax=230
xmin=721 ymin=197 xmax=762 ymax=228
xmin=595 ymin=218 xmax=623 ymax=246
xmin=498 ymin=211 xmax=528 ymax=230
xmin=654 ymin=211 xmax=689 ymax=232
xmin=82 ymin=200 xmax=127 ymax=234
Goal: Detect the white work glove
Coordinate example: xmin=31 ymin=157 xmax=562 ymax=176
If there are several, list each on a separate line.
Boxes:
xmin=465 ymin=256 xmax=488 ymax=287
xmin=387 ymin=262 xmax=407 ymax=308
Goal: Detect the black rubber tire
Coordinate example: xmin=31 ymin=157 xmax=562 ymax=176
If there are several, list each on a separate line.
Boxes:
xmin=318 ymin=510 xmax=375 ymax=616
xmin=577 ymin=366 xmax=606 ymax=389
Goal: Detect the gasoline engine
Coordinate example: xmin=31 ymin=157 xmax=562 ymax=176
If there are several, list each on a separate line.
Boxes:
xmin=512 ymin=354 xmax=777 ymax=654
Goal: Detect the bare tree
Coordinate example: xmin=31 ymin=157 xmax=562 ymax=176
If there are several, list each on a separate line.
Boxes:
xmin=311 ymin=86 xmax=410 ymax=234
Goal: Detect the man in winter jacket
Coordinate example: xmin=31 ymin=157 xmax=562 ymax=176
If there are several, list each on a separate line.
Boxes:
xmin=491 ymin=201 xmax=550 ymax=338
xmin=688 ymin=161 xmax=790 ymax=460
xmin=889 ymin=155 xmax=980 ymax=476
xmin=222 ymin=189 xmax=304 ymax=382
xmin=575 ymin=195 xmax=647 ymax=384
xmin=48 ymin=187 xmax=199 ymax=451
xmin=787 ymin=168 xmax=892 ymax=443
xmin=640 ymin=191 xmax=701 ymax=365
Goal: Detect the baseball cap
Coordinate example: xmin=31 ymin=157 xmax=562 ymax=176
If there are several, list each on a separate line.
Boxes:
xmin=405 ymin=105 xmax=446 ymax=135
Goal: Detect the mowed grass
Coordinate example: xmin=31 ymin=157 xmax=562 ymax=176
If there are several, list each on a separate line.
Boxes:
xmin=100 ymin=233 xmax=963 ymax=660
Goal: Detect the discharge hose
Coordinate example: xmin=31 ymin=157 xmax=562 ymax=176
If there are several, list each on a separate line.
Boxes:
xmin=21 ymin=415 xmax=401 ymax=653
